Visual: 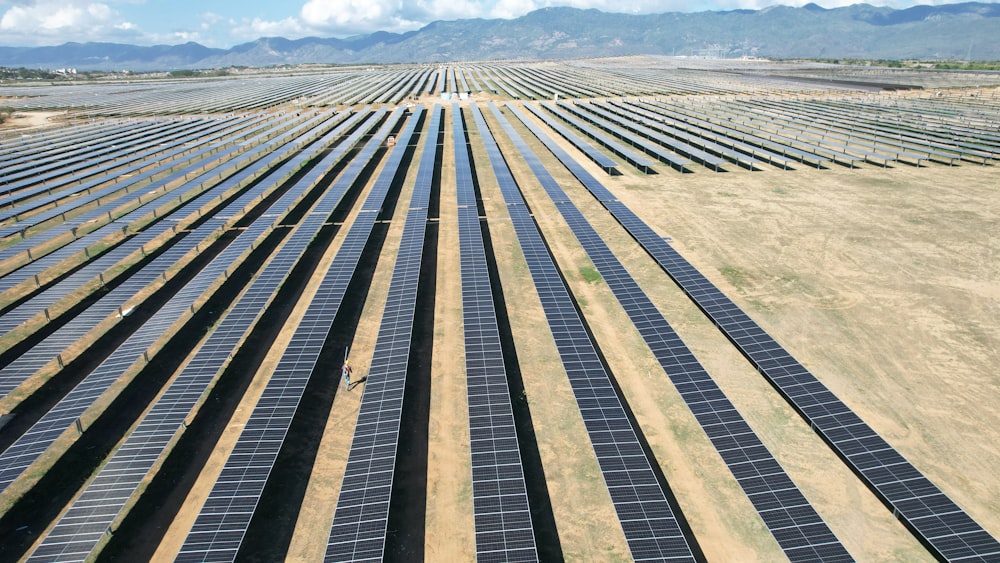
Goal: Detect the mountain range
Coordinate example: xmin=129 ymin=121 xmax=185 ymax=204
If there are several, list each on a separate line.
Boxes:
xmin=1 ymin=3 xmax=999 ymax=71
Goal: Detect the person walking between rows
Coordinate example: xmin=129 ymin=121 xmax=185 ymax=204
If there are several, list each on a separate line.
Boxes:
xmin=342 ymin=359 xmax=353 ymax=391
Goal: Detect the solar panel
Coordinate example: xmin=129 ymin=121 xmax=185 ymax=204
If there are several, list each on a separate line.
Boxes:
xmin=24 ymin=108 xmax=390 ymax=563
xmin=449 ymin=104 xmax=538 ymax=562
xmin=0 ymin=114 xmax=262 ymax=233
xmin=638 ymin=99 xmax=828 ymax=168
xmin=0 ymin=111 xmax=323 ymax=273
xmin=612 ymin=100 xmax=794 ymax=170
xmin=470 ymin=103 xmax=697 ymax=563
xmin=591 ymin=101 xmax=765 ymax=170
xmin=539 ymin=102 xmax=656 ymax=172
xmin=325 ymin=104 xmax=437 ymax=562
xmin=0 ymin=229 xmax=163 ymax=335
xmin=500 ymin=102 xmax=853 ymax=562
xmin=551 ymin=126 xmax=1000 ymax=561
xmin=519 ymin=103 xmax=617 ymax=173
xmin=0 ymin=110 xmax=372 ymax=487
xmin=0 ymin=119 xmax=171 ymax=189
xmin=577 ymin=102 xmax=728 ymax=171
xmin=557 ymin=102 xmax=695 ymax=171
xmin=0 ymin=111 xmax=349 ymax=396
xmin=176 ymin=107 xmax=413 ymax=562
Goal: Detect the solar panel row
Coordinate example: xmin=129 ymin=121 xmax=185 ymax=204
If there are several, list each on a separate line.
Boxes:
xmin=0 ymin=114 xmax=276 ymax=295
xmin=451 ymin=104 xmax=538 ymax=563
xmin=590 ymin=101 xmax=766 ymax=170
xmin=0 ymin=110 xmax=368 ymax=483
xmin=611 ymin=100 xmax=795 ymax=169
xmin=518 ymin=103 xmax=617 ymax=173
xmin=577 ymin=102 xmax=729 ymax=171
xmin=0 ymin=119 xmax=171 ymax=188
xmin=0 ymin=117 xmax=220 ymax=207
xmin=556 ymin=102 xmax=694 ymax=171
xmin=502 ymin=102 xmax=854 ymax=562
xmin=560 ymin=144 xmax=1000 ymax=562
xmin=24 ymin=108 xmax=390 ymax=563
xmin=0 ymin=229 xmax=165 ymax=334
xmin=0 ymin=114 xmax=263 ymax=233
xmin=538 ymin=102 xmax=656 ymax=172
xmin=325 ymin=104 xmax=435 ymax=562
xmin=633 ymin=100 xmax=828 ymax=168
xmin=0 ymin=120 xmax=213 ymax=213
xmin=0 ymin=111 xmax=347 ymax=397
xmin=0 ymin=111 xmax=314 ymax=274
xmin=0 ymin=119 xmax=133 ymax=166
xmin=175 ymin=107 xmax=409 ymax=562
xmin=470 ymin=103 xmax=697 ymax=562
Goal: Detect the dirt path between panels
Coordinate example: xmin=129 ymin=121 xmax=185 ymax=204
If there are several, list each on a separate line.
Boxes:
xmin=133 ymin=100 xmax=999 ymax=561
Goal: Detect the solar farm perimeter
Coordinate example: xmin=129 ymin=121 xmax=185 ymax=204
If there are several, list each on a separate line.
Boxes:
xmin=0 ymin=57 xmax=998 ymax=562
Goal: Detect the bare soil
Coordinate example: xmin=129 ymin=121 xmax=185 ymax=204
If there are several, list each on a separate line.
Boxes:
xmin=0 ymin=111 xmax=67 ymax=132
xmin=8 ymin=93 xmax=997 ymax=562
xmin=592 ymin=147 xmax=1000 ymax=558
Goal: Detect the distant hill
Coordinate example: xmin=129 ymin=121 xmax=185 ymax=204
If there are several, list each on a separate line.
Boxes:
xmin=2 ymin=3 xmax=999 ymax=70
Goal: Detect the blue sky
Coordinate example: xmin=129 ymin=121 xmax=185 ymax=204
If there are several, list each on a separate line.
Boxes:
xmin=0 ymin=0 xmax=992 ymax=47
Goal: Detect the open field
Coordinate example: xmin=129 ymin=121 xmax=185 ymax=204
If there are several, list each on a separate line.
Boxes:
xmin=0 ymin=59 xmax=997 ymax=561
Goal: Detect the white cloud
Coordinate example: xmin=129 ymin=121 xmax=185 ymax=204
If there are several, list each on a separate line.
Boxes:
xmin=233 ymin=16 xmax=307 ymax=39
xmin=1 ymin=0 xmax=990 ymax=48
xmin=490 ymin=0 xmax=542 ymax=19
xmin=300 ymin=0 xmax=423 ymax=34
xmin=0 ymin=0 xmax=140 ymax=44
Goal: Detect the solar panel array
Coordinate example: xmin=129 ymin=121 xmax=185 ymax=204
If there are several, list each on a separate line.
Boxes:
xmin=451 ymin=104 xmax=538 ymax=562
xmin=2 ymin=62 xmax=999 ymax=562
xmin=556 ymin=101 xmax=696 ymax=171
xmin=517 ymin=102 xmax=617 ymax=173
xmin=324 ymin=104 xmax=435 ymax=561
xmin=0 ymin=111 xmax=345 ymax=398
xmin=538 ymin=102 xmax=656 ymax=172
xmin=0 ymin=111 xmax=317 ymax=291
xmin=0 ymin=115 xmax=273 ymax=307
xmin=470 ymin=103 xmax=698 ymax=562
xmin=0 ymin=110 xmax=369 ymax=489
xmin=553 ymin=127 xmax=1000 ymax=562
xmin=0 ymin=115 xmax=264 ymax=238
xmin=574 ymin=102 xmax=728 ymax=171
xmin=500 ymin=102 xmax=853 ymax=562
xmin=176 ymin=107 xmax=411 ymax=562
xmin=0 ymin=113 xmax=285 ymax=269
xmin=0 ymin=229 xmax=164 ymax=335
xmin=0 ymin=119 xmax=181 ymax=197
xmin=621 ymin=221 xmax=1000 ymax=561
xmin=24 ymin=109 xmax=387 ymax=562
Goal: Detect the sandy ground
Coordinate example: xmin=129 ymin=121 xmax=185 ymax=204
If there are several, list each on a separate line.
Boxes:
xmin=153 ymin=139 xmax=398 ymax=558
xmin=423 ymin=108 xmax=476 ymax=561
xmin=137 ymin=100 xmax=1000 ymax=560
xmin=5 ymin=91 xmax=997 ymax=562
xmin=0 ymin=111 xmax=68 ymax=133
xmin=562 ymin=126 xmax=1000 ymax=558
xmin=470 ymin=109 xmax=635 ymax=561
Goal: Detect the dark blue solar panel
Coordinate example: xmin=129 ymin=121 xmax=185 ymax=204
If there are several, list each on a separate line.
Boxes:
xmin=500 ymin=102 xmax=852 ymax=562
xmin=448 ymin=104 xmax=538 ymax=562
xmin=0 ymin=109 xmax=369 ymax=490
xmin=325 ymin=105 xmax=437 ymax=561
xmin=556 ymin=101 xmax=694 ymax=171
xmin=23 ymin=109 xmax=386 ymax=563
xmin=0 ymin=115 xmax=251 ymax=229
xmin=559 ymin=131 xmax=1000 ymax=562
xmin=518 ymin=103 xmax=617 ymax=172
xmin=470 ymin=103 xmax=696 ymax=563
xmin=0 ymin=111 xmax=345 ymax=396
xmin=0 ymin=111 xmax=325 ymax=278
xmin=176 ymin=107 xmax=413 ymax=563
